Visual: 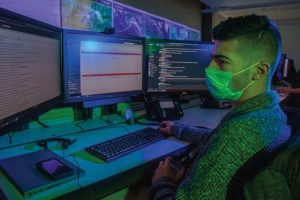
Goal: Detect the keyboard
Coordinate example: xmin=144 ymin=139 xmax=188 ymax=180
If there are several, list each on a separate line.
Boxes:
xmin=85 ymin=127 xmax=164 ymax=162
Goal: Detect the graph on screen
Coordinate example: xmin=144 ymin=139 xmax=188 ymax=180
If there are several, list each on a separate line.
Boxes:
xmin=80 ymin=41 xmax=143 ymax=96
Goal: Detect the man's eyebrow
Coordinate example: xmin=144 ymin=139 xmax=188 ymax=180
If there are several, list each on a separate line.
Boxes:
xmin=211 ymin=54 xmax=231 ymax=61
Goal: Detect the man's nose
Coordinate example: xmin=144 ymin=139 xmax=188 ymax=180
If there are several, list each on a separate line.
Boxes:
xmin=207 ymin=62 xmax=218 ymax=69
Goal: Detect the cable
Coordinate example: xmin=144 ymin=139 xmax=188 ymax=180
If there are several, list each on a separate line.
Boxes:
xmin=71 ymin=154 xmax=82 ymax=188
xmin=74 ymin=119 xmax=88 ymax=132
xmin=35 ymin=119 xmax=49 ymax=128
xmin=7 ymin=131 xmax=14 ymax=144
xmin=135 ymin=120 xmax=159 ymax=126
xmin=74 ymin=124 xmax=84 ymax=132
xmin=135 ymin=113 xmax=147 ymax=121
xmin=0 ymin=120 xmax=127 ymax=151
xmin=113 ymin=125 xmax=130 ymax=134
xmin=135 ymin=115 xmax=159 ymax=126
xmin=75 ymin=119 xmax=87 ymax=126
xmin=62 ymin=147 xmax=65 ymax=158
xmin=99 ymin=116 xmax=115 ymax=124
xmin=74 ymin=123 xmax=85 ymax=133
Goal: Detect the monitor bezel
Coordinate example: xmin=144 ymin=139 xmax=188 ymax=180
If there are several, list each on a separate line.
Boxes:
xmin=145 ymin=38 xmax=214 ymax=94
xmin=62 ymin=29 xmax=146 ymax=107
xmin=0 ymin=8 xmax=63 ymax=135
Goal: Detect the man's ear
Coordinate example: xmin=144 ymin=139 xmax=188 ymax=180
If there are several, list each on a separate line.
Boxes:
xmin=253 ymin=62 xmax=270 ymax=80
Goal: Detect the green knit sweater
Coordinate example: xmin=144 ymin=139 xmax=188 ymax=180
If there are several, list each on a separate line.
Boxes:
xmin=149 ymin=91 xmax=290 ymax=200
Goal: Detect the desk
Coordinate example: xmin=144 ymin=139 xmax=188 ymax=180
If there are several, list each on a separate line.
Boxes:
xmin=0 ymin=106 xmax=229 ymax=200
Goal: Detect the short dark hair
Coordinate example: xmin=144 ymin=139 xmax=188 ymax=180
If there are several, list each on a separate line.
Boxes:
xmin=213 ymin=14 xmax=281 ymax=75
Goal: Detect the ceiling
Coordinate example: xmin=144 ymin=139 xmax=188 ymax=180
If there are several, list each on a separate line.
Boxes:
xmin=200 ymin=0 xmax=300 ymax=21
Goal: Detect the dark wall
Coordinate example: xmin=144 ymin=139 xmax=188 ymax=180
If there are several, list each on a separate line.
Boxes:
xmin=201 ymin=3 xmax=212 ymax=42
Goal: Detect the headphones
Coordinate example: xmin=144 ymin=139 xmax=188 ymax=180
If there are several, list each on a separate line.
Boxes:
xmin=37 ymin=137 xmax=76 ymax=150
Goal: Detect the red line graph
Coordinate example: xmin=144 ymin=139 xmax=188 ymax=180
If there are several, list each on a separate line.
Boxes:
xmin=81 ymin=72 xmax=142 ymax=77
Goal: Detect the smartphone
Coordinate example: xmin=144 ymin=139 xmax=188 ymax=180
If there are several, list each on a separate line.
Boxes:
xmin=35 ymin=158 xmax=74 ymax=180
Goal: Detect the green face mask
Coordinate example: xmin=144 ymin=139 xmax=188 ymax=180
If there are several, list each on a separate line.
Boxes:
xmin=205 ymin=62 xmax=260 ymax=101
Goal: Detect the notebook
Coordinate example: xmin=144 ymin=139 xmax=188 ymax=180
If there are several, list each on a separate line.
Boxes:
xmin=0 ymin=150 xmax=84 ymax=198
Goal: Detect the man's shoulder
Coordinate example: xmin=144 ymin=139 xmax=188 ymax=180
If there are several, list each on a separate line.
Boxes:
xmin=215 ymin=107 xmax=286 ymax=141
xmin=224 ymin=105 xmax=286 ymax=128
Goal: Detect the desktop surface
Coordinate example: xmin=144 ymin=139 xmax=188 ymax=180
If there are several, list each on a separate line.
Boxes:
xmin=0 ymin=104 xmax=228 ymax=199
xmin=0 ymin=122 xmax=189 ymax=199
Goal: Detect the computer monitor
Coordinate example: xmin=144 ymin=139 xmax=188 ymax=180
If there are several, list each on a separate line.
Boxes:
xmin=63 ymin=30 xmax=145 ymax=108
xmin=146 ymin=39 xmax=214 ymax=93
xmin=0 ymin=8 xmax=62 ymax=134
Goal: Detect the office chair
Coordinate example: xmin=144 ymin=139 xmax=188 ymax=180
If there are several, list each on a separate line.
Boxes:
xmin=282 ymin=107 xmax=300 ymax=134
xmin=227 ymin=125 xmax=300 ymax=200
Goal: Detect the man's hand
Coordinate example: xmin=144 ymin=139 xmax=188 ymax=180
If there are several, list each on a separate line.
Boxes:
xmin=152 ymin=157 xmax=185 ymax=183
xmin=276 ymin=87 xmax=291 ymax=94
xmin=159 ymin=121 xmax=174 ymax=136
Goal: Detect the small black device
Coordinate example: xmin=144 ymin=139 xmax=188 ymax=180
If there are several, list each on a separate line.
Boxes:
xmin=0 ymin=150 xmax=85 ymax=197
xmin=85 ymin=127 xmax=164 ymax=162
xmin=144 ymin=95 xmax=183 ymax=121
xmin=35 ymin=158 xmax=74 ymax=180
xmin=37 ymin=138 xmax=76 ymax=150
xmin=169 ymin=147 xmax=201 ymax=173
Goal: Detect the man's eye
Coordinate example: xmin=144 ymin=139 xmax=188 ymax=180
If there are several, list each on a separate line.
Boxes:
xmin=215 ymin=59 xmax=227 ymax=65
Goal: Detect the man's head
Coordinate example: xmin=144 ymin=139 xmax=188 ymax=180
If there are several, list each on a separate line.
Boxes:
xmin=207 ymin=14 xmax=282 ymax=103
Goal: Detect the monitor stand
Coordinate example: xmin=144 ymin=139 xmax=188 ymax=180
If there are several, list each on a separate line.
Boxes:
xmin=100 ymin=104 xmax=125 ymax=123
xmin=101 ymin=104 xmax=118 ymax=116
xmin=73 ymin=106 xmax=93 ymax=121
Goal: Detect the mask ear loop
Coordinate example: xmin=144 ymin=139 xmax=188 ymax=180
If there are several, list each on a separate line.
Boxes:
xmin=240 ymin=79 xmax=255 ymax=93
xmin=258 ymin=31 xmax=264 ymax=39
xmin=230 ymin=62 xmax=260 ymax=93
xmin=232 ymin=62 xmax=261 ymax=76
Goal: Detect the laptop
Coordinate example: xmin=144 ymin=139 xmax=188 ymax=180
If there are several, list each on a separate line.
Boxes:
xmin=0 ymin=150 xmax=85 ymax=198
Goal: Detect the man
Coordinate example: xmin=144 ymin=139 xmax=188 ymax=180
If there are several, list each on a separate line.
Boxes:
xmin=149 ymin=15 xmax=290 ymax=199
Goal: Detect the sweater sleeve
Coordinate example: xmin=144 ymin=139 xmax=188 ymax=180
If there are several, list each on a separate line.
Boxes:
xmin=149 ymin=177 xmax=177 ymax=200
xmin=175 ymin=119 xmax=268 ymax=200
xmin=171 ymin=123 xmax=213 ymax=145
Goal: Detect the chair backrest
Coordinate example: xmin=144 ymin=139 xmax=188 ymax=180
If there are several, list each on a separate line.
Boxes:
xmin=226 ymin=126 xmax=293 ymax=200
xmin=282 ymin=106 xmax=300 ymax=134
xmin=276 ymin=128 xmax=300 ymax=199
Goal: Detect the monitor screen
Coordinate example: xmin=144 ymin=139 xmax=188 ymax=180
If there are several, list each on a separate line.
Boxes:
xmin=63 ymin=30 xmax=145 ymax=108
xmin=146 ymin=39 xmax=214 ymax=93
xmin=0 ymin=9 xmax=61 ymax=133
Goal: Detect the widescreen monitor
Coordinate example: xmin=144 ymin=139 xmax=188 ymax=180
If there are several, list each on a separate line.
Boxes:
xmin=0 ymin=8 xmax=62 ymax=134
xmin=63 ymin=30 xmax=145 ymax=108
xmin=146 ymin=39 xmax=214 ymax=93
